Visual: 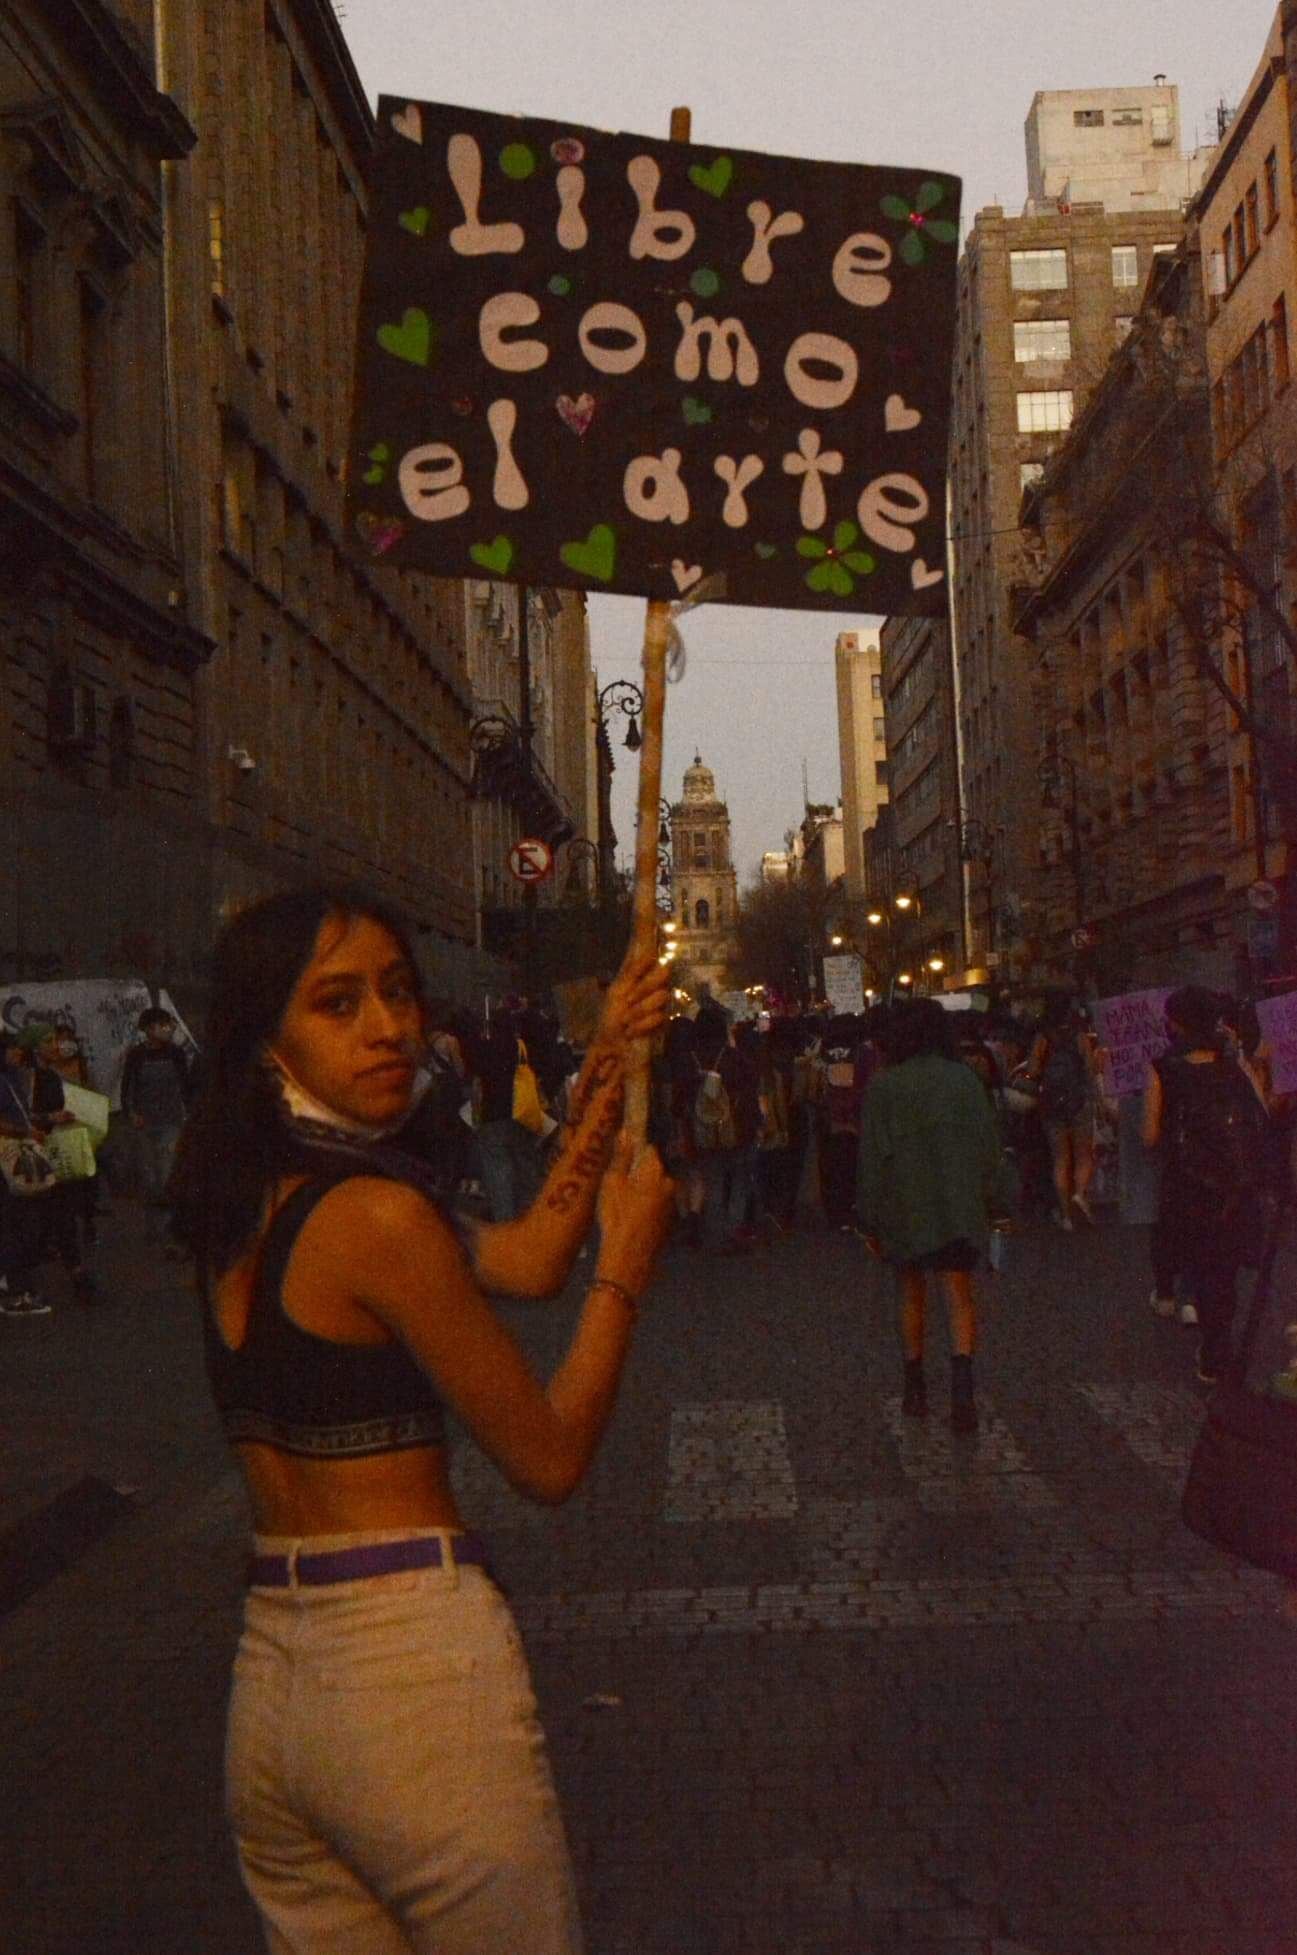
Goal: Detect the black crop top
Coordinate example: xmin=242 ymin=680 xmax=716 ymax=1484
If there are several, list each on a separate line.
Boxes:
xmin=203 ymin=1177 xmax=447 ymax=1460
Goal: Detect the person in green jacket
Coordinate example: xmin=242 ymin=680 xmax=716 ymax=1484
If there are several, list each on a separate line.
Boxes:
xmin=857 ymin=1000 xmax=1014 ymax=1433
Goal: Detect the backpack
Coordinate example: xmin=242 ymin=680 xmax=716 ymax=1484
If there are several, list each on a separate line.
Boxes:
xmin=1038 ymin=1036 xmax=1089 ymax=1122
xmin=693 ymin=1065 xmax=737 ymax=1152
xmin=1164 ymin=1057 xmax=1268 ymax=1204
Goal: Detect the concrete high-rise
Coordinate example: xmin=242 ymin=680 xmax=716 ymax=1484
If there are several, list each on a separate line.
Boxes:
xmin=950 ymin=85 xmax=1198 ymax=975
xmin=833 ymin=630 xmax=888 ymax=908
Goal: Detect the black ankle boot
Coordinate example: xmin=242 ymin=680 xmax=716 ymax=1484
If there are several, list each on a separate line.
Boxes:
xmin=950 ymin=1354 xmax=978 ymax=1434
xmin=902 ymin=1358 xmax=927 ymax=1417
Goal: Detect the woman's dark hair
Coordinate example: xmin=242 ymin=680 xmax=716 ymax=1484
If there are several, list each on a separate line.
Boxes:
xmin=884 ymin=998 xmax=955 ymax=1065
xmin=1040 ymin=990 xmax=1078 ymax=1033
xmin=168 ymin=883 xmax=425 ymax=1274
xmin=1164 ymin=984 xmax=1222 ymax=1049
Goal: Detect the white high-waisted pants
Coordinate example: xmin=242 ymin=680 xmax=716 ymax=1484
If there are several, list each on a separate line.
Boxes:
xmin=226 ymin=1529 xmax=584 ymax=1955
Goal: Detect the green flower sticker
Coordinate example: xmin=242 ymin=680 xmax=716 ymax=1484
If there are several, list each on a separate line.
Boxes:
xmin=796 ymin=521 xmax=876 ymax=597
xmin=881 ymin=180 xmax=959 ymax=265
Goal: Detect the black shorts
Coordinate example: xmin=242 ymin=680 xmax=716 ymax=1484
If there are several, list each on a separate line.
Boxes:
xmin=898 ymin=1238 xmax=980 ymax=1273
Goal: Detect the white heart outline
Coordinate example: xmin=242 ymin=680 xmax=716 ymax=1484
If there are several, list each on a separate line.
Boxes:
xmin=885 ymin=393 xmax=922 ymax=434
xmin=391 ymin=104 xmax=423 ymax=145
xmin=671 ymin=560 xmax=703 ymax=594
xmin=911 ymin=558 xmax=944 ymax=591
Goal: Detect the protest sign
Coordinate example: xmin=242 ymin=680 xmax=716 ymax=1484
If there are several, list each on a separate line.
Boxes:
xmin=822 ymin=955 xmax=865 ymax=1016
xmin=1092 ymin=988 xmax=1171 ymax=1099
xmin=349 ymin=100 xmax=960 ymax=618
xmin=1257 ymin=990 xmax=1297 ymax=1096
xmin=0 ymin=980 xmax=152 ymax=1110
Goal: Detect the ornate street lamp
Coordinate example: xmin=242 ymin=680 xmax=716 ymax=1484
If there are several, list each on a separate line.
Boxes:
xmin=596 ymin=677 xmax=645 ymax=752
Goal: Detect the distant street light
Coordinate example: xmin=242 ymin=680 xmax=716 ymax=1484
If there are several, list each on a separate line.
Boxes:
xmin=897 ymin=972 xmax=913 ymax=987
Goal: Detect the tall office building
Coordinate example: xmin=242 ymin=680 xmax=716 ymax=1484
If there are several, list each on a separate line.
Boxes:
xmin=833 ymin=629 xmax=888 ymax=908
xmin=950 ymin=86 xmax=1199 ymax=971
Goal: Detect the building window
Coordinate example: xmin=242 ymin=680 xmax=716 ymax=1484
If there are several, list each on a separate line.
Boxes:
xmin=1016 ymin=390 xmax=1074 ymax=433
xmin=108 ymin=697 xmax=135 ymax=790
xmin=1114 ymin=316 xmax=1135 ymax=344
xmin=78 ymin=279 xmax=106 ymax=501
xmin=1020 ymin=461 xmax=1046 ymax=491
xmin=873 ymin=716 xmax=886 ymax=738
xmin=208 ymin=199 xmax=225 ymax=297
xmin=1274 ymin=295 xmax=1290 ymax=391
xmin=1222 ymin=225 xmax=1236 ymax=288
xmin=875 ymin=760 xmax=888 ymax=786
xmin=694 ymin=898 xmax=710 ymax=928
xmin=1233 ymin=204 xmax=1247 ymax=278
xmin=14 ymin=203 xmax=43 ymax=373
xmin=1112 ymin=106 xmax=1144 ymax=127
xmin=1111 ymin=245 xmax=1140 ymax=288
xmin=870 ymin=673 xmax=882 ymax=698
xmin=1150 ymin=105 xmax=1173 ymax=146
xmin=692 ymin=833 xmax=708 ymax=867
xmin=1013 ymin=318 xmax=1072 ymax=363
xmin=1246 ymin=183 xmax=1261 ymax=258
xmin=1010 ymin=248 xmax=1069 ymax=292
xmin=1265 ymin=149 xmax=1280 ymax=228
xmin=1073 ymin=108 xmax=1105 ymax=127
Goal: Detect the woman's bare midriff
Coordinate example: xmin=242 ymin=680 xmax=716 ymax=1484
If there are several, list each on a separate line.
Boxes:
xmin=236 ymin=1440 xmax=464 ymax=1537
xmin=217 ymin=1175 xmax=467 ymax=1538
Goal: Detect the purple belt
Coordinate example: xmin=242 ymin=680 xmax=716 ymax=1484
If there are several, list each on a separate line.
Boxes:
xmin=247 ymin=1532 xmax=491 ymax=1589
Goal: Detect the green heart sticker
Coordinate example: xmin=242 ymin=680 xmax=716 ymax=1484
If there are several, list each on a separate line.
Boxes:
xmin=754 ymin=543 xmax=778 ymax=560
xmin=689 ymin=155 xmax=734 ymax=198
xmin=548 ymin=274 xmax=573 ymax=297
xmin=560 ymin=524 xmax=617 ymax=584
xmin=377 ymin=308 xmax=433 ymax=367
xmin=500 ymin=142 xmax=537 ymax=180
xmin=362 ymin=442 xmax=391 ymax=486
xmin=470 ymin=535 xmax=515 ymax=576
xmin=682 ymin=396 xmax=712 ymax=426
xmin=398 ymin=206 xmax=431 ymax=236
xmin=690 ymin=267 xmax=721 ymax=298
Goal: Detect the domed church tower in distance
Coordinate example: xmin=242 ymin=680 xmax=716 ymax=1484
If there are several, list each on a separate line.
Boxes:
xmin=669 ymin=754 xmax=740 ymax=998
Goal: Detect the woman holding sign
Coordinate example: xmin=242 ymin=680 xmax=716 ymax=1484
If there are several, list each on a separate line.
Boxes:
xmin=169 ymin=885 xmax=674 ymax=1955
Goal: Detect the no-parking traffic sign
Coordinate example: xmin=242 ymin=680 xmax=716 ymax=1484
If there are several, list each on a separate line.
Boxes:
xmin=508 ymin=837 xmax=555 ymax=885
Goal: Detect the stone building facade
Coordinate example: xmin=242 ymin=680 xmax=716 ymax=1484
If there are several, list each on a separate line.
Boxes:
xmin=158 ymin=0 xmax=489 ymax=1000
xmin=879 ymin=611 xmax=965 ymax=977
xmin=1197 ymin=6 xmax=1297 ymax=981
xmin=465 ymin=580 xmax=591 ymax=948
xmin=1014 ymin=244 xmax=1238 ymax=990
xmin=0 ymin=0 xmax=211 ymax=985
xmin=833 ymin=629 xmax=888 ymax=907
xmin=669 ymin=755 xmax=739 ymax=997
xmin=950 ymin=92 xmax=1196 ymax=977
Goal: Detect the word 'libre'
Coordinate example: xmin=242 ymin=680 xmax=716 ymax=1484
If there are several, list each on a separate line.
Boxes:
xmin=397 ymin=411 xmax=931 ymax=550
xmin=442 ymin=135 xmax=895 ymax=308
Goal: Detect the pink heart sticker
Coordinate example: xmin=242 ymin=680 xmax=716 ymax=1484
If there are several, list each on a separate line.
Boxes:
xmin=556 ymin=392 xmax=596 ymax=437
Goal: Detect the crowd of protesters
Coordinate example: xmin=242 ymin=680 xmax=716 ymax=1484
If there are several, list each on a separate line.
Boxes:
xmin=2 ymin=977 xmax=1287 ymax=1429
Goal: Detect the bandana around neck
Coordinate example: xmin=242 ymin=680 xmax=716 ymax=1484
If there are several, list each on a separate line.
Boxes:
xmin=266 ymin=1056 xmax=400 ymax=1144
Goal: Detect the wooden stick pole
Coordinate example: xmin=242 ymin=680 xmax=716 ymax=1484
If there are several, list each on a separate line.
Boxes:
xmin=624 ymin=104 xmax=692 ymax=1144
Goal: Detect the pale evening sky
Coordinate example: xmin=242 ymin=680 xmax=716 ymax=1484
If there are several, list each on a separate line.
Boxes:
xmin=341 ymin=0 xmax=1274 ymax=883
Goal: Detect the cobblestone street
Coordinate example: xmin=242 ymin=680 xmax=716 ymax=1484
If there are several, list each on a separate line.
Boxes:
xmin=2 ymin=1199 xmax=1295 ymax=1955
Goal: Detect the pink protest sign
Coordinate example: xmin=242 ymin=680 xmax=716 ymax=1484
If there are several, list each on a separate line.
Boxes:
xmin=1257 ymin=991 xmax=1297 ymax=1096
xmin=1092 ymin=989 xmax=1171 ymax=1098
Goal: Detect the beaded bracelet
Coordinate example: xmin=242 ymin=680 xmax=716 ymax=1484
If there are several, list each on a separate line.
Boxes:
xmin=590 ymin=1276 xmax=640 ymax=1314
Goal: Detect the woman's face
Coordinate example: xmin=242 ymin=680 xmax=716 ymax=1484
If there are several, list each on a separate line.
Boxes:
xmin=271 ymin=913 xmax=424 ymax=1126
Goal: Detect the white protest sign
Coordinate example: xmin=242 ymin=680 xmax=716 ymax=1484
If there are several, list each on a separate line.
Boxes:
xmin=1257 ymin=991 xmax=1297 ymax=1097
xmin=0 ymin=979 xmax=152 ymax=1109
xmin=822 ymin=955 xmax=865 ymax=1015
xmin=1092 ymin=988 xmax=1171 ymax=1098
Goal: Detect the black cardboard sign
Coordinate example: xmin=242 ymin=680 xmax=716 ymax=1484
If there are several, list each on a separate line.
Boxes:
xmin=348 ymin=99 xmax=960 ymax=615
